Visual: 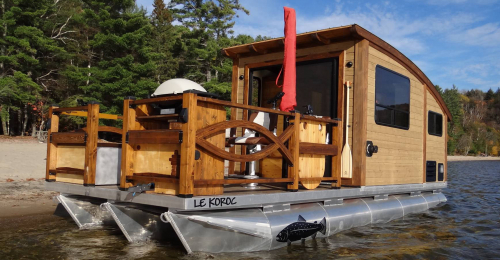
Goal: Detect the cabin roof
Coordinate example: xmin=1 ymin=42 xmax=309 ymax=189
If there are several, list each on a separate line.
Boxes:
xmin=223 ymin=24 xmax=452 ymax=120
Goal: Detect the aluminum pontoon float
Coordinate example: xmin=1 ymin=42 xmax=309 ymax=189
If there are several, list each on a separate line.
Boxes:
xmin=47 ymin=181 xmax=446 ymax=253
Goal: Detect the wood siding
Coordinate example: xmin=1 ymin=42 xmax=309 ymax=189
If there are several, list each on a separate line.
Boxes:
xmin=365 ymin=47 xmax=424 ymax=185
xmin=426 ymin=88 xmax=446 ymax=181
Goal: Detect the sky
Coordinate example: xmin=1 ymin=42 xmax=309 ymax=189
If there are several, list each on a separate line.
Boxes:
xmin=137 ymin=0 xmax=500 ymax=92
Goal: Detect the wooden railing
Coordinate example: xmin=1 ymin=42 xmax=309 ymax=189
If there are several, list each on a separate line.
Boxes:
xmin=120 ymin=93 xmax=342 ymax=197
xmin=46 ymin=102 xmax=122 ymax=185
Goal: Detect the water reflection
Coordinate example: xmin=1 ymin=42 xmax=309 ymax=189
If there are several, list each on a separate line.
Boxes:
xmin=1 ymin=161 xmax=499 ymax=259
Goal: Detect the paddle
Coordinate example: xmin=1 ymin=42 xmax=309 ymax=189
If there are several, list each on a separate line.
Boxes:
xmin=341 ymin=81 xmax=352 ymax=178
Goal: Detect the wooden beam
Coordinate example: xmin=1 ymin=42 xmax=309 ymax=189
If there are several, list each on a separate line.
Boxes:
xmin=221 ymin=49 xmax=237 ymax=58
xmin=198 ymin=97 xmax=294 ymax=117
xmin=179 ymin=93 xmax=197 ymax=197
xmin=248 ymin=44 xmax=267 ymax=54
xmin=51 ymin=132 xmax=86 ymax=144
xmin=444 ymin=117 xmax=448 ymax=181
xmin=423 ymin=85 xmax=427 ymax=184
xmin=229 ymin=59 xmax=239 ymax=175
xmin=120 ymin=97 xmax=136 ymax=189
xmin=299 ymin=143 xmax=338 ymax=156
xmin=311 ymin=33 xmax=330 ymax=44
xmin=128 ymin=130 xmax=183 ymax=144
xmin=83 ymin=102 xmax=99 ymax=186
xmin=127 ymin=175 xmax=179 ymax=184
xmin=61 ymin=111 xmax=122 ymax=120
xmin=352 ymin=39 xmax=369 ymax=187
xmin=46 ymin=105 xmax=59 ymax=182
xmin=194 ymin=178 xmax=294 ymax=185
xmin=56 ymin=167 xmax=84 ymax=175
xmin=52 ymin=106 xmax=88 ymax=112
xmin=287 ymin=113 xmax=301 ymax=191
xmin=130 ymin=95 xmax=183 ymax=105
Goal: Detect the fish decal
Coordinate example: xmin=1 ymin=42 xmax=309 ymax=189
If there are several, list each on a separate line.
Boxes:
xmin=276 ymin=215 xmax=327 ymax=243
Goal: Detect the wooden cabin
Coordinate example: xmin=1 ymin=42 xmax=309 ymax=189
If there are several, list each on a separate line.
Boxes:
xmin=222 ymin=24 xmax=450 ymax=187
xmin=45 ymin=24 xmax=450 ymax=197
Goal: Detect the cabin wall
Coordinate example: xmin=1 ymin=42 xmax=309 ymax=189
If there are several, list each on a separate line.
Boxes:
xmin=426 ymin=89 xmax=446 ymax=181
xmin=232 ymin=40 xmax=356 ymax=173
xmin=365 ymin=46 xmax=424 ymax=185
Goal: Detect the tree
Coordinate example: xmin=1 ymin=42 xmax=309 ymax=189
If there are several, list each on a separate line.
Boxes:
xmin=64 ymin=0 xmax=160 ymax=115
xmin=441 ymin=85 xmax=463 ymax=154
xmin=485 ymin=88 xmax=494 ymax=101
xmin=0 ymin=0 xmax=68 ymax=135
xmin=168 ymin=0 xmax=249 ymax=86
xmin=150 ymin=0 xmax=178 ymax=84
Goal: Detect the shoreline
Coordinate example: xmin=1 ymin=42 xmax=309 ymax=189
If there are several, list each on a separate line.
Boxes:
xmin=447 ymin=155 xmax=500 ymax=161
xmin=0 ymin=140 xmax=499 ymax=219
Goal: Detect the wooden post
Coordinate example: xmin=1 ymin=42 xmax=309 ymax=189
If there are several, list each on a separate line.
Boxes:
xmin=45 ymin=104 xmax=59 ymax=182
xmin=287 ymin=113 xmax=300 ymax=191
xmin=83 ymin=102 xmax=99 ymax=186
xmin=423 ymin=86 xmax=427 ymax=183
xmin=179 ymin=93 xmax=197 ymax=197
xmin=444 ymin=118 xmax=448 ymax=181
xmin=352 ymin=39 xmax=369 ymax=187
xmin=120 ymin=97 xmax=136 ymax=190
xmin=229 ymin=59 xmax=239 ymax=175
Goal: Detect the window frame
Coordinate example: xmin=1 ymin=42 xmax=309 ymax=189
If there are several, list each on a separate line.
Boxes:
xmin=428 ymin=110 xmax=443 ymax=137
xmin=374 ymin=65 xmax=411 ymax=130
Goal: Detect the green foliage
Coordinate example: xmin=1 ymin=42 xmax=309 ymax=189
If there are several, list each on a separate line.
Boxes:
xmin=0 ymin=0 xmax=259 ymax=135
xmin=440 ymin=85 xmax=500 ymax=156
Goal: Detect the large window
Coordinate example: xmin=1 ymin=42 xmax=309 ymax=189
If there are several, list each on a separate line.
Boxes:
xmin=428 ymin=111 xmax=443 ymax=136
xmin=249 ymin=58 xmax=338 ymax=117
xmin=375 ymin=65 xmax=410 ymax=129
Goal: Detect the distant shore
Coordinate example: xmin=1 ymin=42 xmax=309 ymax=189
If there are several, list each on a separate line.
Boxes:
xmin=447 ymin=155 xmax=500 ymax=161
xmin=0 ymin=137 xmax=499 ymax=218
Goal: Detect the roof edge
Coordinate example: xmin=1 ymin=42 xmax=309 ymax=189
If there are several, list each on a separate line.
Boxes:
xmin=350 ymin=24 xmax=452 ymax=121
xmin=222 ymin=24 xmax=452 ymax=121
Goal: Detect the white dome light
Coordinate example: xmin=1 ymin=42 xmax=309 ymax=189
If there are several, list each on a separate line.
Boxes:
xmin=152 ymin=78 xmax=206 ymax=96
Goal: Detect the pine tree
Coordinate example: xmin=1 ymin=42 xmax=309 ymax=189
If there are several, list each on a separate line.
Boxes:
xmin=168 ymin=0 xmax=249 ymax=96
xmin=65 ymin=0 xmax=160 ymax=115
xmin=441 ymin=85 xmax=464 ymax=154
xmin=151 ymin=0 xmax=178 ymax=84
xmin=0 ymin=0 xmax=69 ymax=135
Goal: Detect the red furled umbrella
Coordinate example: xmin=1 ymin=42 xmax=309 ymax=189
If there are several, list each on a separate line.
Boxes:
xmin=279 ymin=6 xmax=297 ymax=112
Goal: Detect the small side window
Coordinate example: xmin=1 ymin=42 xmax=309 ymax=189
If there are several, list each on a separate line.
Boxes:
xmin=374 ymin=65 xmax=410 ymax=129
xmin=428 ymin=111 xmax=443 ymax=136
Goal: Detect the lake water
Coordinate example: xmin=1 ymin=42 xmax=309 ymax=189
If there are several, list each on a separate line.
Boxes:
xmin=1 ymin=160 xmax=499 ymax=259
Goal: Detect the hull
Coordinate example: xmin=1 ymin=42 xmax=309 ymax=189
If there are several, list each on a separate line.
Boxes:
xmin=48 ymin=182 xmax=446 ymax=253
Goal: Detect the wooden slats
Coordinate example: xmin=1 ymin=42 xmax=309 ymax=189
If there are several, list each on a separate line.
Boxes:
xmin=194 ymin=178 xmax=294 ymax=185
xmin=52 ymin=106 xmax=88 ymax=112
xmin=51 ymin=132 xmax=86 ymax=144
xmin=299 ymin=143 xmax=338 ymax=156
xmin=130 ymin=95 xmax=183 ymax=105
xmin=56 ymin=167 xmax=84 ymax=175
xmin=127 ymin=130 xmax=183 ymax=144
xmin=127 ymin=175 xmax=179 ymax=184
xmin=197 ymin=96 xmax=295 ymax=116
xmin=61 ymin=111 xmax=123 ymax=120
xmin=136 ymin=114 xmax=179 ymax=121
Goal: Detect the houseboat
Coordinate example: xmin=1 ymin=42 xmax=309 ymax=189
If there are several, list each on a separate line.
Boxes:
xmin=45 ymin=23 xmax=448 ymax=253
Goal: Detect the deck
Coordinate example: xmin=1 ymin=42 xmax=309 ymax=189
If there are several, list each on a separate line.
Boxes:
xmin=45 ymin=181 xmax=447 ymax=211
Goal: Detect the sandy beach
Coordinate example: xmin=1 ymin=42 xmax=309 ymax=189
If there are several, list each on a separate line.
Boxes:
xmin=0 ymin=137 xmax=58 ymax=218
xmin=0 ymin=137 xmax=498 ymax=219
